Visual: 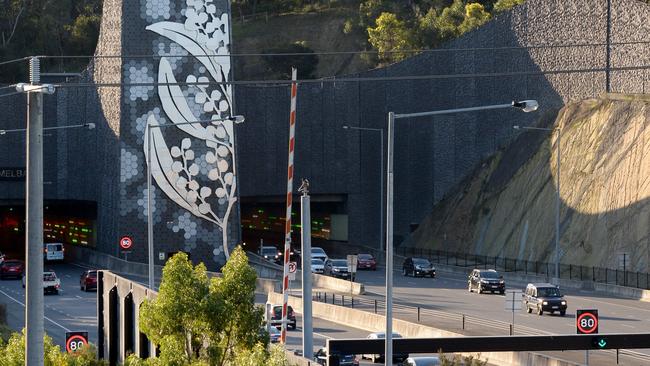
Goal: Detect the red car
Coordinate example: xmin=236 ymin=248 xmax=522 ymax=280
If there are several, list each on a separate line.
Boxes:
xmin=357 ymin=253 xmax=377 ymax=271
xmin=80 ymin=270 xmax=98 ymax=292
xmin=0 ymin=260 xmax=24 ymax=279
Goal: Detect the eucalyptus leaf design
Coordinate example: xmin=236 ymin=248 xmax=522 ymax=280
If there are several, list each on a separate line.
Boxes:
xmin=146 ymin=8 xmax=237 ymax=260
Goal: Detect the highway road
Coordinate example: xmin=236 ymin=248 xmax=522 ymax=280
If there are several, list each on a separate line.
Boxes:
xmin=0 ymin=262 xmax=97 ymax=346
xmin=335 ymin=266 xmax=650 ymax=365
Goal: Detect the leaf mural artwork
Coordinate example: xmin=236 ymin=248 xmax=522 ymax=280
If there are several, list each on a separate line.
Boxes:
xmin=144 ymin=4 xmax=237 ymax=260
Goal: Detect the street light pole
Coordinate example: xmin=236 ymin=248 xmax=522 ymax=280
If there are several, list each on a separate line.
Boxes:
xmin=342 ymin=125 xmax=385 ymax=254
xmin=513 ymin=125 xmax=560 ymax=282
xmin=384 ymin=101 xmax=539 ymax=363
xmin=145 ymin=116 xmax=244 ymax=290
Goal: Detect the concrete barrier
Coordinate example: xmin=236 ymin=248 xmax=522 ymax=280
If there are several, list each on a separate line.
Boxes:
xmin=284 ymin=350 xmax=316 ymax=366
xmin=268 ymin=292 xmax=580 ymax=366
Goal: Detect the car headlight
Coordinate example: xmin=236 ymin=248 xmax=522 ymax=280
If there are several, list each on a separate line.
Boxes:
xmin=333 ymin=268 xmax=340 ymax=272
xmin=499 ymin=280 xmax=505 ymax=284
xmin=561 ymin=301 xmax=566 ymax=305
xmin=542 ymin=301 xmax=548 ymax=305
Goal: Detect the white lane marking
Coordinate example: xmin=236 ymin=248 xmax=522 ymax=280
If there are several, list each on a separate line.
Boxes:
xmin=68 ymin=262 xmax=93 ymax=270
xmin=621 ymin=324 xmax=635 ymax=328
xmin=75 ymin=295 xmax=83 ymax=299
xmin=0 ymin=288 xmax=71 ymax=332
xmin=314 ymin=332 xmax=333 ymax=339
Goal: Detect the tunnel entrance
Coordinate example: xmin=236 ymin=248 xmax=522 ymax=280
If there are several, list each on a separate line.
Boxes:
xmin=0 ymin=200 xmax=97 ymax=260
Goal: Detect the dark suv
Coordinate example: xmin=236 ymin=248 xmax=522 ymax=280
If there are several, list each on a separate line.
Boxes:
xmin=523 ymin=283 xmax=567 ymax=316
xmin=468 ymin=269 xmax=505 ymax=294
xmin=271 ymin=304 xmax=297 ymax=330
xmin=402 ymin=257 xmax=435 ymax=278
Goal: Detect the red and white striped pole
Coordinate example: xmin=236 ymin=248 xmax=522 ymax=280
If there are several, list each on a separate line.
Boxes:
xmin=281 ymin=68 xmax=298 ymax=344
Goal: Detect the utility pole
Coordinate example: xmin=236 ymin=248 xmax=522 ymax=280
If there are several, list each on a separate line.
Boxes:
xmin=299 ymin=179 xmax=313 ymax=358
xmin=17 ymin=57 xmax=55 ymax=366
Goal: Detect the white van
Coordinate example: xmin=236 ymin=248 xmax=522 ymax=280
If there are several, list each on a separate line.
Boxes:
xmin=43 ymin=243 xmax=64 ymax=262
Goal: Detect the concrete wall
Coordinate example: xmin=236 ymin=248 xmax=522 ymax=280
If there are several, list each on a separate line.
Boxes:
xmin=268 ymin=292 xmax=580 ymax=366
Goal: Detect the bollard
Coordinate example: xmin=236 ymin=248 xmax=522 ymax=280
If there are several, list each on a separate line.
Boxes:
xmin=509 ymin=324 xmax=513 ymax=336
xmin=374 ymin=299 xmax=377 ymax=314
xmin=417 ymin=307 xmax=420 ymax=322
xmin=462 ymin=314 xmax=465 ymax=330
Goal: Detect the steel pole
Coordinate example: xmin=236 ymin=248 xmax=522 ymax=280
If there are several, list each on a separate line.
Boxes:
xmin=380 ymin=128 xmax=384 ymax=254
xmin=25 ymin=91 xmax=44 ymax=366
xmin=301 ymin=194 xmax=313 ymax=358
xmin=385 ymin=112 xmax=395 ymax=364
xmin=554 ymin=129 xmax=561 ymax=282
xmin=147 ymin=125 xmax=154 ymax=290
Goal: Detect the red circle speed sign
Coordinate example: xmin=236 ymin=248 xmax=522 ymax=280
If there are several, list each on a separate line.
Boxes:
xmin=119 ymin=236 xmax=133 ymax=250
xmin=576 ymin=310 xmax=599 ymax=334
xmin=65 ymin=333 xmax=88 ymax=353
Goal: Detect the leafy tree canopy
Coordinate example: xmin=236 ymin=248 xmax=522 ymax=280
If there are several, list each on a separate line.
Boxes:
xmin=133 ymin=247 xmax=285 ymax=366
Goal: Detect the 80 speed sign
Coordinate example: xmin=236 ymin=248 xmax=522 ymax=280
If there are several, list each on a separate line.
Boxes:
xmin=65 ymin=332 xmax=89 ymax=353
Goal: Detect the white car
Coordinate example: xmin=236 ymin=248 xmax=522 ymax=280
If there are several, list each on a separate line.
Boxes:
xmin=403 ymin=356 xmax=441 ymax=366
xmin=311 ymin=247 xmax=328 ymax=263
xmin=22 ymin=271 xmax=61 ymax=295
xmin=361 ymin=332 xmax=408 ymax=363
xmin=311 ymin=258 xmax=325 ymax=274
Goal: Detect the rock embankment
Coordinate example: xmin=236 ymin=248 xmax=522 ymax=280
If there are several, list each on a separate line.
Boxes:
xmin=409 ymin=94 xmax=650 ymax=271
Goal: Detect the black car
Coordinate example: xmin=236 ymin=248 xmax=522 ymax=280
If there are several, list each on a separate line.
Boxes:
xmin=314 ymin=347 xmax=359 ymax=366
xmin=270 ymin=304 xmax=297 ymax=330
xmin=361 ymin=332 xmax=409 ymax=363
xmin=402 ymin=257 xmax=435 ymax=278
xmin=523 ymin=283 xmax=567 ymax=316
xmin=325 ymin=259 xmax=352 ymax=279
xmin=468 ymin=269 xmax=505 ymax=294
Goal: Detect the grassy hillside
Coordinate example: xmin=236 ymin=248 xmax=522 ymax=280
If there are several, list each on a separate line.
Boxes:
xmin=407 ymin=94 xmax=650 ymax=271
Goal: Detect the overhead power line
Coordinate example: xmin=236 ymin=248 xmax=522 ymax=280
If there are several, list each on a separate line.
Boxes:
xmin=0 ymin=57 xmax=30 ymax=67
xmin=1 ymin=64 xmax=648 ymax=100
xmin=6 ymin=40 xmax=650 ymax=62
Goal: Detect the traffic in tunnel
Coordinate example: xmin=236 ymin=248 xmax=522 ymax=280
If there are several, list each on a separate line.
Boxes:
xmin=0 ymin=200 xmax=97 ymax=261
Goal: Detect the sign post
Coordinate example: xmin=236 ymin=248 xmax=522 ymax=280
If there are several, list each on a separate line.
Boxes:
xmin=577 ymin=309 xmax=599 ymax=365
xmin=504 ymin=290 xmax=522 ymax=335
xmin=346 ymin=255 xmax=358 ymax=295
xmin=119 ymin=236 xmax=133 ymax=261
xmin=65 ymin=331 xmax=89 ymax=353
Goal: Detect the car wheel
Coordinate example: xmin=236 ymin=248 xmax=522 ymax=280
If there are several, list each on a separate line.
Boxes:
xmin=537 ymin=306 xmax=543 ymax=315
xmin=560 ymin=310 xmax=566 ymax=316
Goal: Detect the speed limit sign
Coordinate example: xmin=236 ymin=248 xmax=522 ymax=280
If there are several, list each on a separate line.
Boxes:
xmin=65 ymin=331 xmax=89 ymax=353
xmin=576 ymin=309 xmax=598 ymax=334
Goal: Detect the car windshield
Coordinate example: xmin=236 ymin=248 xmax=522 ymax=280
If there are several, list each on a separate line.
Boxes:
xmin=481 ymin=271 xmax=500 ymax=279
xmin=268 ymin=326 xmax=280 ymax=335
xmin=261 ymin=248 xmax=277 ymax=255
xmin=413 ymin=258 xmax=431 ymax=266
xmin=273 ymin=306 xmax=292 ymax=316
xmin=311 ymin=259 xmax=323 ymax=265
xmin=358 ymin=254 xmax=373 ymax=260
xmin=43 ymin=273 xmax=56 ymax=281
xmin=4 ymin=261 xmax=20 ymax=266
xmin=88 ymin=271 xmax=97 ymax=277
xmin=372 ymin=333 xmax=402 ymax=339
xmin=331 ymin=260 xmax=347 ymax=267
xmin=538 ymin=287 xmax=561 ymax=297
xmin=312 ymin=248 xmax=326 ymax=255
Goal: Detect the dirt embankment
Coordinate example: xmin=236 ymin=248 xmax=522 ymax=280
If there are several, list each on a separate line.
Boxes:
xmin=408 ymin=94 xmax=650 ymax=271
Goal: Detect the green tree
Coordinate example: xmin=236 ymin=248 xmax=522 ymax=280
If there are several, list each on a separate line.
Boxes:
xmin=458 ymin=3 xmax=491 ymax=34
xmin=139 ymin=252 xmax=210 ymax=364
xmin=367 ymin=12 xmax=415 ymax=63
xmin=136 ymin=247 xmax=276 ymax=366
xmin=433 ymin=0 xmax=465 ymax=41
xmin=493 ymin=0 xmax=526 ymax=13
xmin=440 ymin=353 xmax=488 ymax=366
xmin=0 ymin=329 xmax=104 ymax=366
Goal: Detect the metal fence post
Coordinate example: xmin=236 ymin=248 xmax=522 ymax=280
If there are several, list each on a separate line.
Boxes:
xmin=324 ymin=293 xmax=327 ymax=303
xmin=616 ymin=269 xmax=618 ymax=285
xmin=417 ymin=307 xmax=420 ymax=322
xmin=462 ymin=314 xmax=465 ymax=330
xmin=569 ymin=264 xmax=572 ymax=280
xmin=342 ymin=295 xmax=345 ymax=306
xmin=374 ymin=299 xmax=377 ymax=314
xmin=351 ymin=298 xmax=354 ymax=308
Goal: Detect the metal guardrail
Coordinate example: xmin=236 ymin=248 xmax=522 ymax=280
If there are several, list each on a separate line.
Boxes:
xmin=397 ymin=247 xmax=650 ymax=290
xmin=312 ymin=291 xmax=650 ymax=364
